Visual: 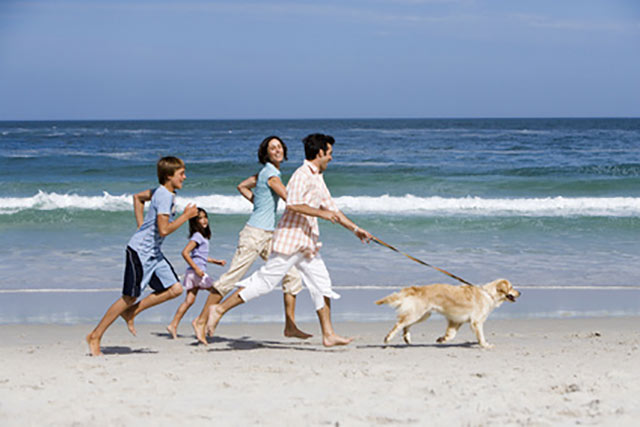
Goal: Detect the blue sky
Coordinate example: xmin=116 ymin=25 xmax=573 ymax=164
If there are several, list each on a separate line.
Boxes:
xmin=1 ymin=0 xmax=639 ymax=120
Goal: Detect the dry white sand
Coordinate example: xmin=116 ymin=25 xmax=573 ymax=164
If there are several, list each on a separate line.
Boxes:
xmin=1 ymin=317 xmax=639 ymax=426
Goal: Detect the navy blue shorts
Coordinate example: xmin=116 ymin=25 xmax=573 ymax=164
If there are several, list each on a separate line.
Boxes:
xmin=123 ymin=246 xmax=179 ymax=298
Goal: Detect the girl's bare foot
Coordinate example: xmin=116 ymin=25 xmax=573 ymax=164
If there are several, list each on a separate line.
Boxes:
xmin=284 ymin=325 xmax=313 ymax=339
xmin=191 ymin=318 xmax=208 ymax=345
xmin=322 ymin=333 xmax=353 ymax=347
xmin=166 ymin=324 xmax=177 ymax=339
xmin=86 ymin=333 xmax=103 ymax=356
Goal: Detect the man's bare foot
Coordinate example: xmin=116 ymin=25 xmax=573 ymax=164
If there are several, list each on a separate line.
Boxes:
xmin=284 ymin=325 xmax=313 ymax=339
xmin=205 ymin=305 xmax=223 ymax=337
xmin=166 ymin=324 xmax=177 ymax=339
xmin=322 ymin=333 xmax=353 ymax=347
xmin=120 ymin=310 xmax=137 ymax=336
xmin=191 ymin=318 xmax=208 ymax=345
xmin=86 ymin=333 xmax=103 ymax=356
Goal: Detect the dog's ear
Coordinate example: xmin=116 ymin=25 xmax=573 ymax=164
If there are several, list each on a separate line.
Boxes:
xmin=495 ymin=279 xmax=512 ymax=295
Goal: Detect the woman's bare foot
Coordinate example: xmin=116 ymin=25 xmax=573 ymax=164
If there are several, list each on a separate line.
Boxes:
xmin=205 ymin=305 xmax=223 ymax=337
xmin=322 ymin=333 xmax=353 ymax=347
xmin=284 ymin=325 xmax=313 ymax=339
xmin=191 ymin=318 xmax=208 ymax=345
xmin=166 ymin=324 xmax=177 ymax=339
xmin=86 ymin=333 xmax=103 ymax=356
xmin=120 ymin=309 xmax=137 ymax=336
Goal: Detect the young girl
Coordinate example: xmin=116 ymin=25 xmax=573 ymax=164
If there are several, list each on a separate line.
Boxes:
xmin=167 ymin=208 xmax=226 ymax=339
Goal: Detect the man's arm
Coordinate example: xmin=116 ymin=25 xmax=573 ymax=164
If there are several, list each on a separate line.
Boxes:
xmin=287 ymin=204 xmax=340 ymax=223
xmin=335 ymin=210 xmax=372 ymax=243
xmin=237 ymin=174 xmax=258 ymax=203
xmin=132 ymin=189 xmax=153 ymax=228
xmin=286 ymin=205 xmax=372 ymax=242
xmin=157 ymin=203 xmax=198 ymax=237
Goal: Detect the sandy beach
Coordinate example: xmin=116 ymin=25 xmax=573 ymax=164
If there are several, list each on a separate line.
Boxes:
xmin=0 ymin=317 xmax=638 ymax=426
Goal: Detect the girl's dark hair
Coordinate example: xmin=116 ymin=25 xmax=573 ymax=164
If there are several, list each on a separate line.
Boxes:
xmin=258 ymin=136 xmax=288 ymax=165
xmin=188 ymin=207 xmax=211 ymax=240
xmin=302 ymin=133 xmax=335 ymax=160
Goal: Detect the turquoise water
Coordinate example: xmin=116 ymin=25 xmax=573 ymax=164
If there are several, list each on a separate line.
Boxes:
xmin=1 ymin=119 xmax=639 ymax=323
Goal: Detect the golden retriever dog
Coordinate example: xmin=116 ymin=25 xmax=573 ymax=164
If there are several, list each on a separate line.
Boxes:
xmin=375 ymin=279 xmax=520 ymax=348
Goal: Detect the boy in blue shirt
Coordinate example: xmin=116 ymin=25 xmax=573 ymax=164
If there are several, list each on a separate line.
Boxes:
xmin=87 ymin=156 xmax=197 ymax=356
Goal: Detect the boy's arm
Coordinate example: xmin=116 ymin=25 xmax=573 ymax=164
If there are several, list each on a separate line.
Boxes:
xmin=132 ymin=189 xmax=153 ymax=228
xmin=157 ymin=203 xmax=198 ymax=237
xmin=237 ymin=174 xmax=258 ymax=203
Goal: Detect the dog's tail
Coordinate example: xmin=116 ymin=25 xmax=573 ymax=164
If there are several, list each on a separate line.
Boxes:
xmin=375 ymin=292 xmax=401 ymax=306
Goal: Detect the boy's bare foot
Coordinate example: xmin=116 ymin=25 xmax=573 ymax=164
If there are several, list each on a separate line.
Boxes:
xmin=120 ymin=310 xmax=137 ymax=336
xmin=322 ymin=333 xmax=353 ymax=347
xmin=205 ymin=305 xmax=223 ymax=337
xmin=284 ymin=325 xmax=313 ymax=340
xmin=191 ymin=318 xmax=208 ymax=345
xmin=86 ymin=333 xmax=103 ymax=356
xmin=166 ymin=324 xmax=177 ymax=339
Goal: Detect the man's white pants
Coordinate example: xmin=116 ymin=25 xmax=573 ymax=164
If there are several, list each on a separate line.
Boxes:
xmin=238 ymin=252 xmax=340 ymax=311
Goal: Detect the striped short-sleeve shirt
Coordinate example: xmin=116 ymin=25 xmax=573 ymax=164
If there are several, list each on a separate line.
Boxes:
xmin=272 ymin=160 xmax=338 ymax=256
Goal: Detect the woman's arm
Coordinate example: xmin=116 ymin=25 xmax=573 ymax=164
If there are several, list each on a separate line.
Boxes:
xmin=267 ymin=176 xmax=287 ymax=201
xmin=237 ymin=174 xmax=258 ymax=203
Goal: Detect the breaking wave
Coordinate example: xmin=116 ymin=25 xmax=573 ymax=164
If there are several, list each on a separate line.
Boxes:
xmin=2 ymin=191 xmax=639 ymax=217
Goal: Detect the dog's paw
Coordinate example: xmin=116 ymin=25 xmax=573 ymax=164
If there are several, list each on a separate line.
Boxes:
xmin=480 ymin=343 xmax=494 ymax=349
xmin=436 ymin=336 xmax=447 ymax=343
xmin=403 ymin=333 xmax=412 ymax=345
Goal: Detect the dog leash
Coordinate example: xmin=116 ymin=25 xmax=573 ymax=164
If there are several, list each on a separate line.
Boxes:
xmin=371 ymin=236 xmax=476 ymax=287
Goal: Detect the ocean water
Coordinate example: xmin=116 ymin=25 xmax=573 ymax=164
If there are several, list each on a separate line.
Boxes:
xmin=1 ymin=118 xmax=639 ymax=324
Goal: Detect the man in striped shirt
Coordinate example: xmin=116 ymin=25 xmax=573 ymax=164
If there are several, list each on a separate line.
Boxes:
xmin=206 ymin=133 xmax=372 ymax=346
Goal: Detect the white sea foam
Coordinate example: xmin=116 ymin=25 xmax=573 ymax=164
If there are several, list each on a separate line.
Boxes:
xmin=2 ymin=191 xmax=640 ymax=217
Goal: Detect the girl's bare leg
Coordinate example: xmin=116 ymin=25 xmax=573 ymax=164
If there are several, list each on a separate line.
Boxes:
xmin=167 ymin=289 xmax=198 ymax=339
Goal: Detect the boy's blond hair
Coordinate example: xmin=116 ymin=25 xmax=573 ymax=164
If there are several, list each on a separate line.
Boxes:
xmin=157 ymin=156 xmax=185 ymax=184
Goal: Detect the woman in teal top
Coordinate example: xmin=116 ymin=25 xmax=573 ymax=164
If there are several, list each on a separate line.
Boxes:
xmin=192 ymin=136 xmax=311 ymax=345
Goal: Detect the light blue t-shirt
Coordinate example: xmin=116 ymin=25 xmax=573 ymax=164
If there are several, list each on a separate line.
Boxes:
xmin=246 ymin=162 xmax=281 ymax=231
xmin=186 ymin=232 xmax=209 ymax=272
xmin=128 ymin=185 xmax=176 ymax=259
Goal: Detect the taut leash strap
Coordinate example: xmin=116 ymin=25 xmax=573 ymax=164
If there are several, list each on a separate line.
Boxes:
xmin=372 ymin=236 xmax=475 ymax=287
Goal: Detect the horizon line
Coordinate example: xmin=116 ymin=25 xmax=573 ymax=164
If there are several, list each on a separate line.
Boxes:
xmin=1 ymin=116 xmax=640 ymax=123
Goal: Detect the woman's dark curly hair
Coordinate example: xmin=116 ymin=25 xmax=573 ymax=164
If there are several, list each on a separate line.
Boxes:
xmin=258 ymin=135 xmax=288 ymax=165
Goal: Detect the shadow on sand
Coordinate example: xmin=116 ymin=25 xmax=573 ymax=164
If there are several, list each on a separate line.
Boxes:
xmin=192 ymin=335 xmax=341 ymax=353
xmin=100 ymin=346 xmax=159 ymax=355
xmin=357 ymin=341 xmax=477 ymax=350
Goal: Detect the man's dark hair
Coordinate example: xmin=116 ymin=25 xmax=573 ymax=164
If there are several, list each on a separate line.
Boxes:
xmin=257 ymin=136 xmax=288 ymax=165
xmin=302 ymin=133 xmax=335 ymax=160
